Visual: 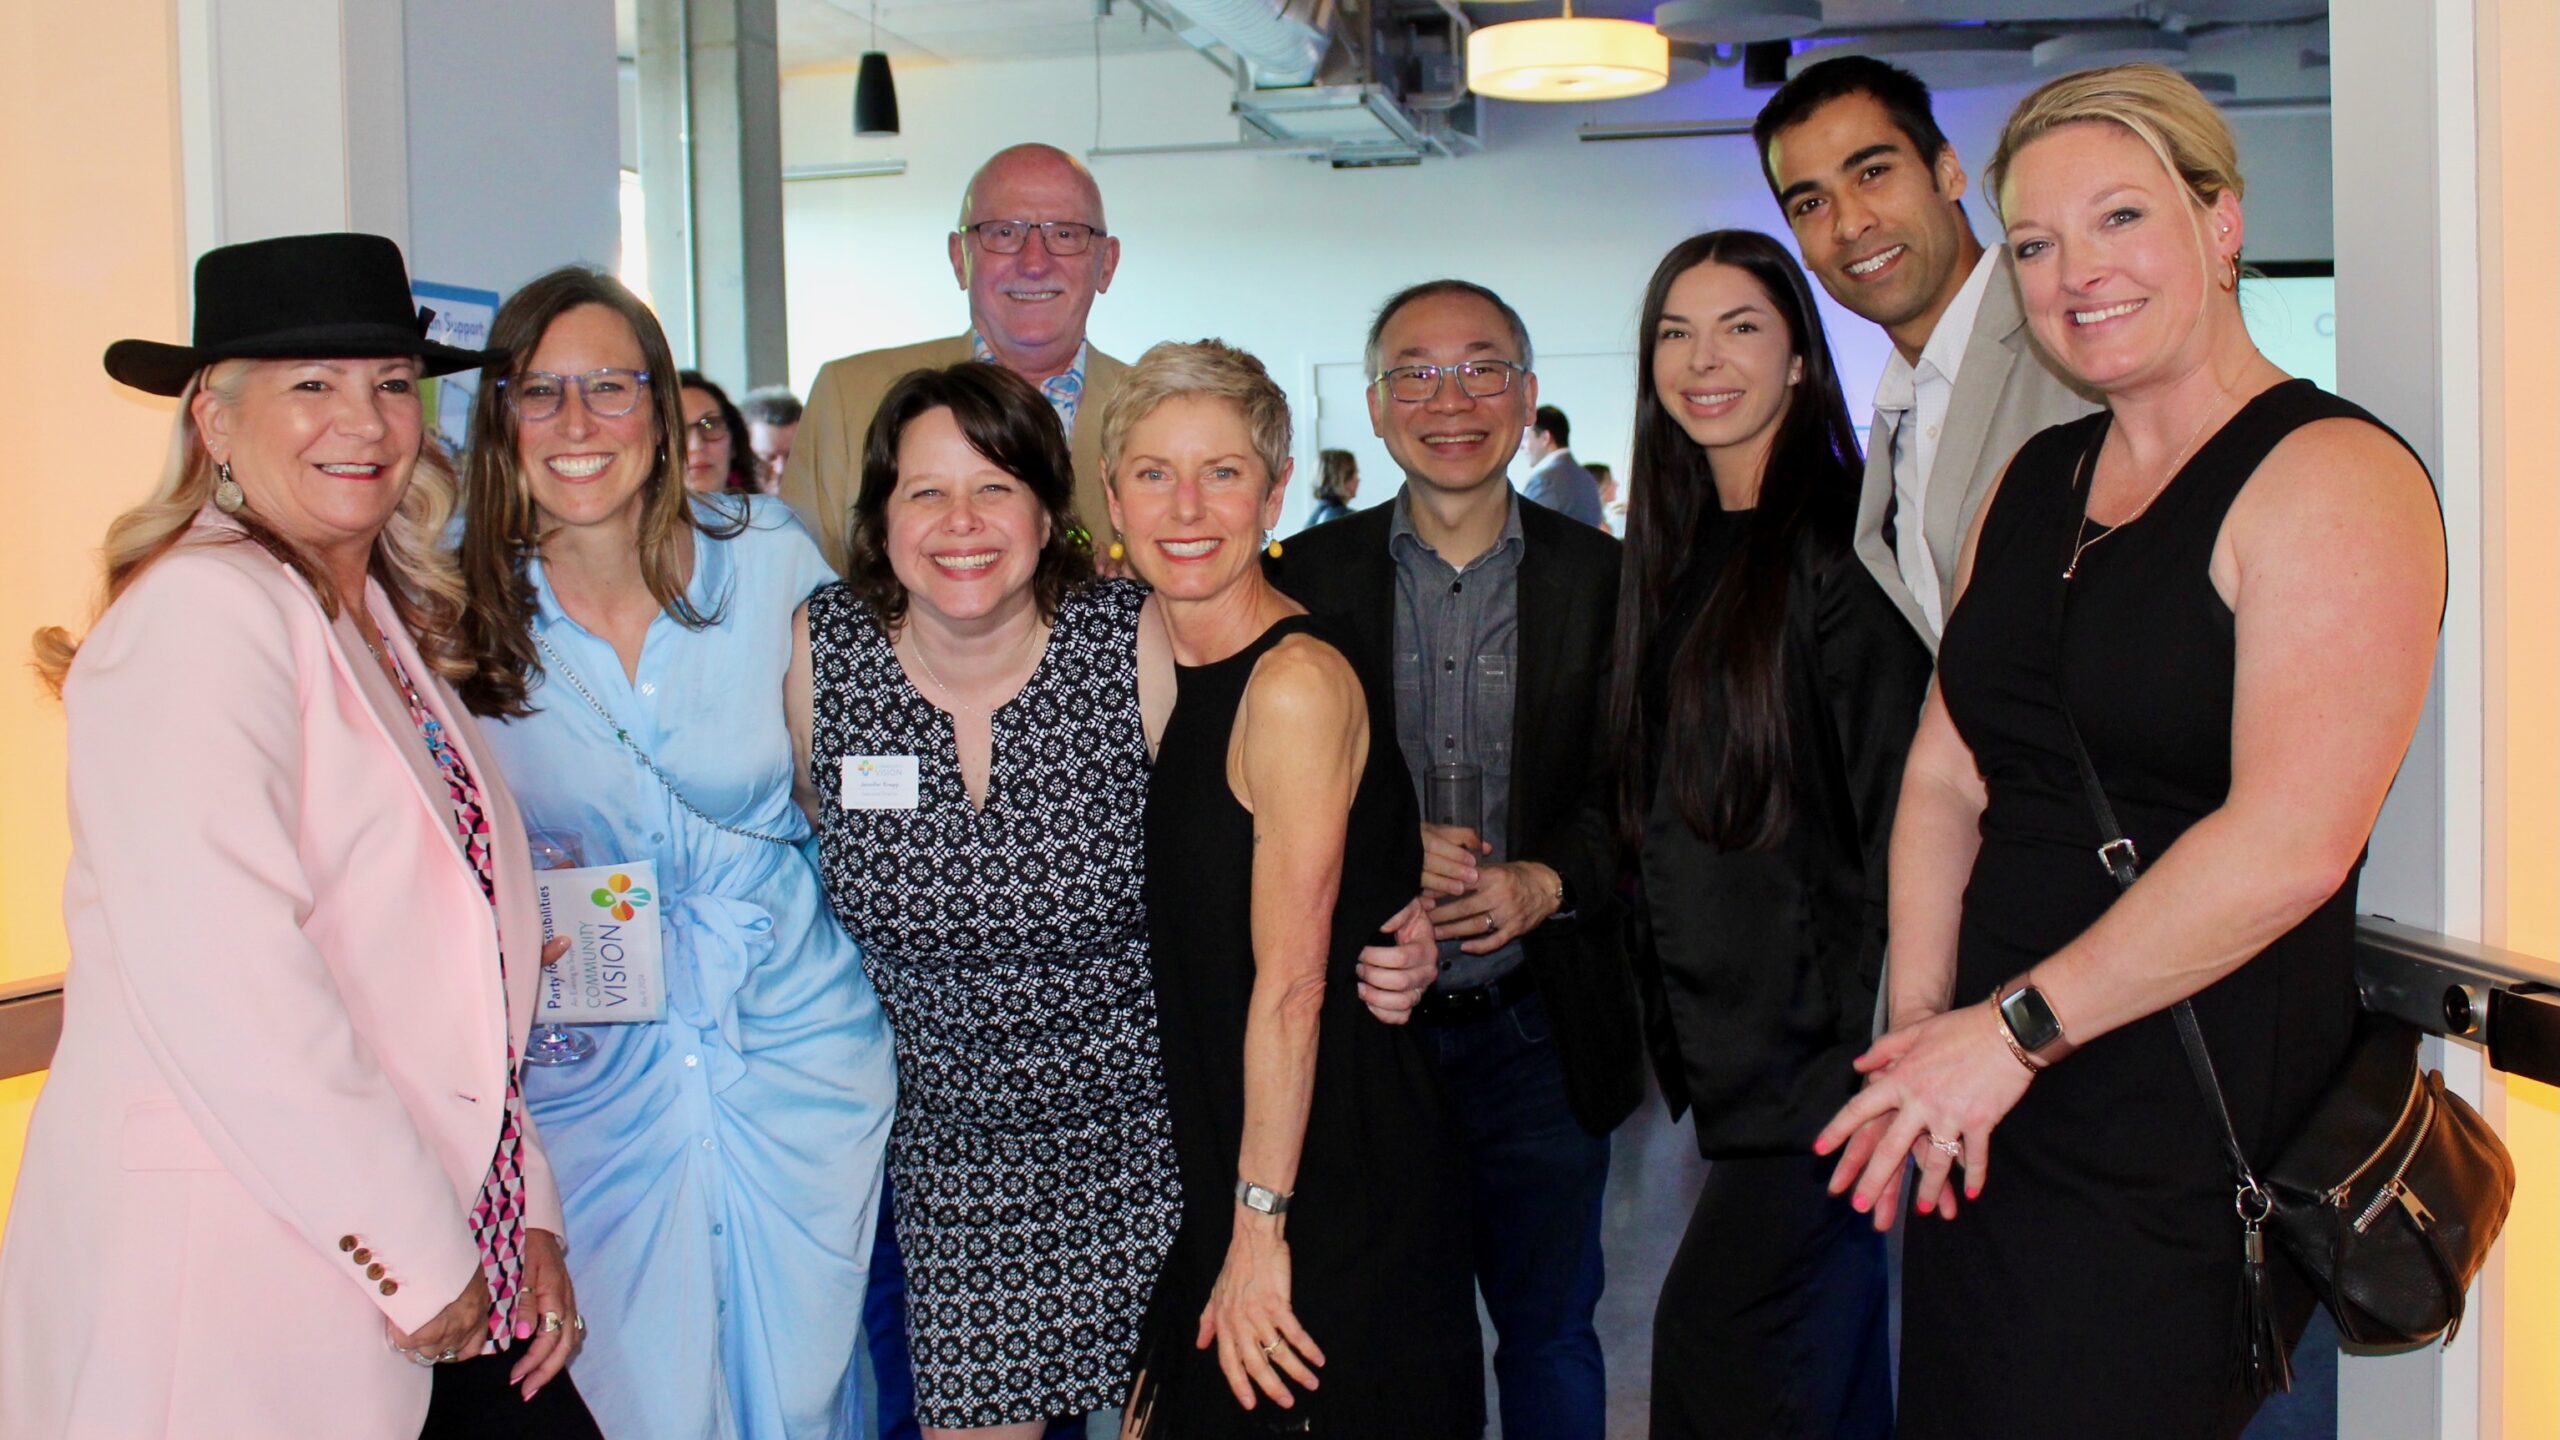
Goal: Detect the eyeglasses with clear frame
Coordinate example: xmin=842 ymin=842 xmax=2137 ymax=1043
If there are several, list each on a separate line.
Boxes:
xmin=1372 ymin=359 xmax=1527 ymax=405
xmin=680 ymin=413 xmax=727 ymax=447
xmin=956 ymin=219 xmax=1106 ymax=256
xmin=498 ymin=368 xmax=653 ymax=422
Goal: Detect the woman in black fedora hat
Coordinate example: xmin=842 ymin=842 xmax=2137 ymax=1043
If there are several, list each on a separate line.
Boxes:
xmin=5 ymin=232 xmax=604 ymax=1440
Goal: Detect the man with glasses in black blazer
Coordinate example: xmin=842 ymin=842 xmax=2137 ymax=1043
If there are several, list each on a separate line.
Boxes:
xmin=1268 ymin=279 xmax=1643 ymax=1440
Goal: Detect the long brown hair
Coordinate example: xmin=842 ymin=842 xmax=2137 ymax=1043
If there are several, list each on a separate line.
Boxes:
xmin=453 ymin=267 xmax=744 ymax=717
xmin=1608 ymin=230 xmax=1862 ymax=852
xmin=33 ymin=360 xmax=470 ymax=695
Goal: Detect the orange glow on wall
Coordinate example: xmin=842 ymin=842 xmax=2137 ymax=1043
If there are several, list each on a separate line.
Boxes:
xmin=2478 ymin=0 xmax=2560 ymax=1432
xmin=0 ymin=0 xmax=185 ymax=1226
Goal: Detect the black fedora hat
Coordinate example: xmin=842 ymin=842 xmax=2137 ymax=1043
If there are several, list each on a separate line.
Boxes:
xmin=103 ymin=232 xmax=504 ymax=397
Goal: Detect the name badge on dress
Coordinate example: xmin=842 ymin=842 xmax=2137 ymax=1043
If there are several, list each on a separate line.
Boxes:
xmin=841 ymin=755 xmax=921 ymax=811
xmin=533 ymin=860 xmax=667 ymax=1023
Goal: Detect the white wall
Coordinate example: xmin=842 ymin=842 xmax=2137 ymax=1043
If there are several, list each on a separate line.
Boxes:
xmin=778 ymin=34 xmax=2332 ymax=533
xmin=405 ymin=0 xmax=623 ymax=298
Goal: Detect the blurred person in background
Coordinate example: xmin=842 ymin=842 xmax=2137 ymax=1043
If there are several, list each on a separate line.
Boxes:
xmin=744 ymin=384 xmax=804 ymax=490
xmin=681 ymin=370 xmax=762 ymax=494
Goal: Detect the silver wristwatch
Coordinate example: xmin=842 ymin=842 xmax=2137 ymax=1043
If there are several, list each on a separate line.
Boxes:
xmin=1234 ymin=1178 xmax=1291 ymax=1215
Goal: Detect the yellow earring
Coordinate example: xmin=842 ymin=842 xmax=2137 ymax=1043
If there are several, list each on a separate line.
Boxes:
xmin=1266 ymin=536 xmax=1283 ymax=560
xmin=1107 ymin=539 xmax=1126 ymax=562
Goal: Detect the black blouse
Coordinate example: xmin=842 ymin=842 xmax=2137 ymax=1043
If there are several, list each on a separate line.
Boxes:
xmin=1632 ymin=500 xmax=1934 ymax=1158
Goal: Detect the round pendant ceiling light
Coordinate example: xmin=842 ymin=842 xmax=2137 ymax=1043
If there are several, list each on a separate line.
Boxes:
xmin=2032 ymin=25 xmax=2189 ymax=73
xmin=1902 ymin=0 xmax=2140 ymax=17
xmin=1469 ymin=7 xmax=1672 ymax=103
xmin=1787 ymin=30 xmax=2039 ymax=91
xmin=1652 ymin=0 xmax=1820 ymax=45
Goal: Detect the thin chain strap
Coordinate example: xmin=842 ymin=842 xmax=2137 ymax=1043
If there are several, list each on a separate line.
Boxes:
xmin=532 ymin=630 xmax=802 ymax=848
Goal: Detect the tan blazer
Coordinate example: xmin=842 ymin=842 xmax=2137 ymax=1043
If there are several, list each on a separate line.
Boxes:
xmin=0 ymin=514 xmax=563 ymax=1440
xmin=1856 ymin=251 xmax=2101 ymax=651
xmin=782 ymin=333 xmax=1131 ymax=575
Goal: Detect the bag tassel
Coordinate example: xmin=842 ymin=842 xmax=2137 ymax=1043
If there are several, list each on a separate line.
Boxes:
xmin=2237 ymin=1200 xmax=2294 ymax=1397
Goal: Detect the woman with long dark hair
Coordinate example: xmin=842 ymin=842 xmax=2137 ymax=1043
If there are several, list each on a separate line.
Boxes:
xmin=1609 ymin=230 xmax=1931 ymax=1438
xmin=454 ymin=267 xmax=895 ymax=1440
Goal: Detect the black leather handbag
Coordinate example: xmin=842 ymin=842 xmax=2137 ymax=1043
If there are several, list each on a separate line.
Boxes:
xmin=2047 ymin=431 xmax=2515 ymax=1394
xmin=2059 ymin=710 xmax=2516 ymax=1393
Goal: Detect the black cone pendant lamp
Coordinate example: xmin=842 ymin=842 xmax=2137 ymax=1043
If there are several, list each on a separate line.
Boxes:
xmin=854 ymin=0 xmax=899 ymax=136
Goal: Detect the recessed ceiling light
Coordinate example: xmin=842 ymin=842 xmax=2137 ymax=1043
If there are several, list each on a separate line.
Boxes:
xmin=1788 ymin=31 xmax=2040 ymax=91
xmin=2173 ymin=0 xmax=2329 ymax=19
xmin=1652 ymin=0 xmax=1821 ymax=45
xmin=2032 ymin=25 xmax=2190 ymax=73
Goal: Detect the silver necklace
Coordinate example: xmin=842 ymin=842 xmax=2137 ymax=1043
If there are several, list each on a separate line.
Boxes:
xmin=2064 ymin=394 xmax=2232 ymax=581
xmin=903 ymin=624 xmax=1041 ymax=720
xmin=532 ymin=630 xmax=802 ymax=847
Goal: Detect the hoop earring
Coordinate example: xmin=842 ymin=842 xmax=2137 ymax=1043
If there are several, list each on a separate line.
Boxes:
xmin=2224 ymin=252 xmax=2241 ymax=292
xmin=213 ymin=461 xmax=246 ymax=514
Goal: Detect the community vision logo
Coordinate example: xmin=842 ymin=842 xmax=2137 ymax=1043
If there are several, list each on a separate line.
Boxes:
xmin=590 ymin=872 xmax=653 ymax=922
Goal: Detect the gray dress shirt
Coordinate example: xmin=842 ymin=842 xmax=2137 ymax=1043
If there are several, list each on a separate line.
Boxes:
xmin=1388 ymin=490 xmax=1526 ymax=989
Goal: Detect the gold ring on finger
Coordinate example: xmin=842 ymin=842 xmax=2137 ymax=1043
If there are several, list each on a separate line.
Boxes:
xmin=1482 ymin=913 xmax=1495 ymax=934
xmin=1259 ymin=1338 xmax=1281 ymax=1358
xmin=539 ymin=1311 xmax=565 ymax=1335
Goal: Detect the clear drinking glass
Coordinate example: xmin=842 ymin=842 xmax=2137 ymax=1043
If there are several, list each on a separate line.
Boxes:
xmin=1425 ymin=761 xmax=1484 ymax=833
xmin=523 ymin=827 xmax=598 ymax=1066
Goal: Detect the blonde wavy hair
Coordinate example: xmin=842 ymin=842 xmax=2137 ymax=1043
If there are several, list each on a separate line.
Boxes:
xmin=32 ymin=359 xmax=469 ymax=696
xmin=1988 ymin=63 xmax=2245 ymax=268
xmin=1097 ymin=339 xmax=1294 ymax=491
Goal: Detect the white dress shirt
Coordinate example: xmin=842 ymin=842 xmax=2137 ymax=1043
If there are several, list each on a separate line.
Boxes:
xmin=1871 ymin=247 xmax=2001 ymax=638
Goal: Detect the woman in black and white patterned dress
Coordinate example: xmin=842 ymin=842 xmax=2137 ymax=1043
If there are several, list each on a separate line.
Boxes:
xmin=787 ymin=362 xmax=1181 ymax=1439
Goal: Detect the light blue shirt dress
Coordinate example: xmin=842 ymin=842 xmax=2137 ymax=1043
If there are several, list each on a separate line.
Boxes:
xmin=482 ymin=496 xmax=897 ymax=1440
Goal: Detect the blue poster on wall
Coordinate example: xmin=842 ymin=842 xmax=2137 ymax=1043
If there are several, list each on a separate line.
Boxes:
xmin=412 ymin=280 xmax=502 ymax=459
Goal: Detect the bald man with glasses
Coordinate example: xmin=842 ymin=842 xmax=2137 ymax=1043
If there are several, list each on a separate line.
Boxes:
xmin=784 ymin=142 xmax=1131 ymax=573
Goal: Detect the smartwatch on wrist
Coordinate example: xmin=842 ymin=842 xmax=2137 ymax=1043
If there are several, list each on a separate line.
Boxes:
xmin=1993 ymin=979 xmax=2067 ymax=1069
xmin=1235 ymin=1178 xmax=1291 ymax=1216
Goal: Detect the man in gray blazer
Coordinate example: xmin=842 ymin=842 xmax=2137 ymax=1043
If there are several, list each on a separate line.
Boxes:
xmin=1755 ymin=56 xmax=2097 ymax=650
xmin=1519 ymin=405 xmax=1606 ymax=529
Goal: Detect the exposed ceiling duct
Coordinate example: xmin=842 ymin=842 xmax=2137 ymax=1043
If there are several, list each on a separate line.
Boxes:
xmin=1157 ymin=0 xmax=1333 ymax=87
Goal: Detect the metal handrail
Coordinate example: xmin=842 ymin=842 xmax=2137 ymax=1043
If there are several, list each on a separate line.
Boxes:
xmin=0 ymin=973 xmax=65 ymax=1082
xmin=2355 ymin=916 xmax=2560 ymax=1086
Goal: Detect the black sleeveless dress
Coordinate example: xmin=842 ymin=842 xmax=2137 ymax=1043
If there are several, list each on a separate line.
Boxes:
xmin=1904 ymin=381 xmax=2429 ymax=1437
xmin=1133 ymin=614 xmax=1482 ymax=1439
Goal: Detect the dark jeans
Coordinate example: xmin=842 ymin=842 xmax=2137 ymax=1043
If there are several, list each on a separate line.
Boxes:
xmin=419 ymin=1344 xmax=604 ymax=1440
xmin=1416 ymin=988 xmax=1611 ymax=1440
xmin=1651 ymin=1153 xmax=1892 ymax=1440
xmin=864 ymin=1173 xmax=1092 ymax=1439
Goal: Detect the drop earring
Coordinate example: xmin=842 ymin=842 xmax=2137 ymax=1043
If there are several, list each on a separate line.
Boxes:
xmin=213 ymin=461 xmax=245 ymax=514
xmin=1265 ymin=534 xmax=1283 ymax=560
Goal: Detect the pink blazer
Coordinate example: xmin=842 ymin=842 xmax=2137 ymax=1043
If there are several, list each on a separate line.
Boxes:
xmin=0 ymin=514 xmax=566 ymax=1440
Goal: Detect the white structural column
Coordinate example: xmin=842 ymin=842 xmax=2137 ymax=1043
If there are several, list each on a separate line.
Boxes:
xmin=175 ymin=0 xmax=412 ymax=255
xmin=2332 ymin=0 xmax=2472 ymax=1432
xmin=636 ymin=0 xmax=790 ymax=387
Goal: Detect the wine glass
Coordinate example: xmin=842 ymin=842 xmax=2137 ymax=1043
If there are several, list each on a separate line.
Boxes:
xmin=523 ymin=827 xmax=598 ymax=1066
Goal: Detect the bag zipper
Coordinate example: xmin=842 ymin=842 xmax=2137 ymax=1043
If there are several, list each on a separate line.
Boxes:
xmin=2354 ymin=1084 xmax=2440 ymax=1233
xmin=2323 ymin=1066 xmax=2427 ymax=1209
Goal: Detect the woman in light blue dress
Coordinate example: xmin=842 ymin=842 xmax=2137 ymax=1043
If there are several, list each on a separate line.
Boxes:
xmin=452 ymin=267 xmax=896 ymax=1440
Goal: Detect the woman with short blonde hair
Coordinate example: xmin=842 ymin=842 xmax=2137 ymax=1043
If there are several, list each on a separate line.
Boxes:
xmin=1104 ymin=340 xmax=1475 ymax=1439
xmin=1816 ymin=66 xmax=2446 ymax=1437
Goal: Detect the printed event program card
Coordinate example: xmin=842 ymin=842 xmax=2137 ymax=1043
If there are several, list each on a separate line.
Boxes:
xmin=534 ymin=861 xmax=667 ymax=1023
